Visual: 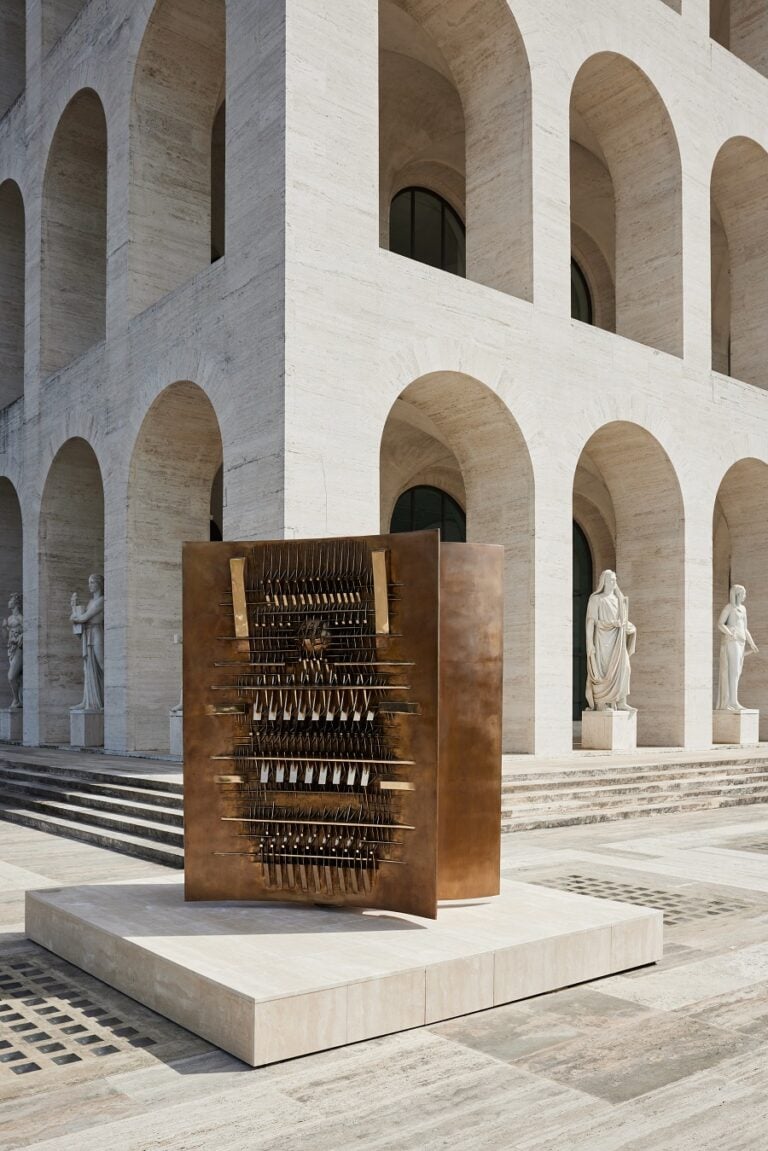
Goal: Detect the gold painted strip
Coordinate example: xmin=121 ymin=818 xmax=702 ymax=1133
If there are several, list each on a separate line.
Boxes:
xmin=229 ymin=557 xmax=249 ymax=653
xmin=379 ymin=780 xmax=416 ymax=792
xmin=371 ymin=549 xmax=390 ymax=635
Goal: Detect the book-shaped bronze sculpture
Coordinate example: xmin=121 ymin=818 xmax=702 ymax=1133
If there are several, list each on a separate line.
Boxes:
xmin=183 ymin=531 xmax=502 ymax=919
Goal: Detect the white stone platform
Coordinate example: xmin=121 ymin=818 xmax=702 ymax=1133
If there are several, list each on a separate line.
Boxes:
xmin=26 ymin=876 xmax=662 ymax=1067
xmin=582 ymin=708 xmax=637 ymax=751
xmin=713 ymin=709 xmax=759 ymax=747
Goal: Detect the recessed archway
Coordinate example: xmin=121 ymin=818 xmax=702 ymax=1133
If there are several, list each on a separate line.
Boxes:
xmin=0 ymin=478 xmax=23 ymax=709
xmin=0 ymin=181 xmax=25 ymax=407
xmin=129 ymin=0 xmax=226 ymax=317
xmin=126 ymin=381 xmax=223 ymax=752
xmin=41 ymin=89 xmax=107 ymax=376
xmin=570 ymin=54 xmax=682 ymax=355
xmin=573 ymin=422 xmax=685 ymax=746
xmin=711 ymin=1 xmax=768 ymax=78
xmin=39 ymin=439 xmax=104 ymax=743
xmin=380 ymin=373 xmax=534 ymax=751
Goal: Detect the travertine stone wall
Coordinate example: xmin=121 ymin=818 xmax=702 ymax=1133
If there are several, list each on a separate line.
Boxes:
xmin=0 ymin=3 xmax=25 ymax=118
xmin=0 ymin=478 xmax=23 ymax=709
xmin=727 ymin=1 xmax=768 ymax=79
xmin=42 ymin=0 xmax=88 ymax=55
xmin=0 ymin=181 xmax=24 ymax=407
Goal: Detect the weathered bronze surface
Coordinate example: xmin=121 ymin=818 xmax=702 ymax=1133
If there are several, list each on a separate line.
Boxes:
xmin=183 ymin=532 xmax=502 ymax=919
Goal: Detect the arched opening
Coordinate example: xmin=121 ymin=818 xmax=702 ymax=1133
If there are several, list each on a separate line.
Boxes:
xmin=570 ymin=258 xmax=593 ymax=325
xmin=572 ymin=522 xmax=594 ymax=721
xmin=711 ymin=1 xmax=768 ymax=78
xmin=573 ymin=423 xmax=684 ymax=746
xmin=127 ymin=382 xmax=223 ymax=752
xmin=0 ymin=2 xmax=25 ymax=117
xmin=43 ymin=1 xmax=88 ymax=53
xmin=380 ymin=374 xmax=534 ymax=750
xmin=711 ymin=138 xmax=768 ymax=387
xmin=713 ymin=460 xmax=768 ymax=735
xmin=0 ymin=479 xmax=23 ymax=710
xmin=379 ymin=0 xmax=532 ymax=300
xmin=390 ymin=484 xmax=466 ymax=541
xmin=570 ymin=54 xmax=682 ymax=355
xmin=389 ymin=188 xmax=466 ymax=277
xmin=39 ymin=439 xmax=104 ymax=744
xmin=0 ymin=181 xmax=25 ymax=408
xmin=129 ymin=0 xmax=226 ymax=317
xmin=41 ymin=89 xmax=107 ymax=377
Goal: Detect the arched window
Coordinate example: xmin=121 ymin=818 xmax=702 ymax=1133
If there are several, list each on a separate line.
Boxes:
xmin=390 ymin=485 xmax=466 ymax=542
xmin=573 ymin=521 xmax=594 ymax=721
xmin=571 ymin=258 xmax=593 ymax=324
xmin=389 ymin=188 xmax=466 ymax=277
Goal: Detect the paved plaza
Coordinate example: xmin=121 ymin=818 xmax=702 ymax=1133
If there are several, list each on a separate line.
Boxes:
xmin=0 ymin=807 xmax=766 ymax=1148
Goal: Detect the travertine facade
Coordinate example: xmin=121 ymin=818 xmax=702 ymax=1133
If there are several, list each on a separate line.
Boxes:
xmin=2 ymin=0 xmax=768 ymax=757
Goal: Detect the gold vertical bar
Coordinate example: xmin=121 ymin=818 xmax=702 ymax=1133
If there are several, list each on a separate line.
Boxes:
xmin=371 ymin=549 xmax=389 ymax=636
xmin=230 ymin=557 xmax=249 ymax=654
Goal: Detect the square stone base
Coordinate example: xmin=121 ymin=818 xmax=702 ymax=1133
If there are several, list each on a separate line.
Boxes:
xmin=713 ymin=709 xmax=759 ymax=747
xmin=0 ymin=708 xmax=22 ymax=742
xmin=582 ymin=708 xmax=637 ymax=751
xmin=26 ymin=877 xmax=662 ymax=1067
xmin=169 ymin=711 xmax=183 ymax=759
xmin=69 ymin=709 xmax=104 ymax=749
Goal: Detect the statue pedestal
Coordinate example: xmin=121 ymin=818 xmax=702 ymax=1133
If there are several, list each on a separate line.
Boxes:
xmin=582 ymin=709 xmax=637 ymax=751
xmin=0 ymin=708 xmax=22 ymax=742
xmin=169 ymin=711 xmax=183 ymax=760
xmin=70 ymin=709 xmax=104 ymax=749
xmin=713 ymin=709 xmax=759 ymax=747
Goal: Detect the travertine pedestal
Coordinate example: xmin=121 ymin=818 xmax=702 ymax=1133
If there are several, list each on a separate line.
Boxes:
xmin=169 ymin=711 xmax=183 ymax=759
xmin=26 ymin=876 xmax=662 ymax=1067
xmin=69 ymin=709 xmax=104 ymax=748
xmin=713 ymin=709 xmax=759 ymax=747
xmin=582 ymin=709 xmax=637 ymax=751
xmin=0 ymin=709 xmax=22 ymax=742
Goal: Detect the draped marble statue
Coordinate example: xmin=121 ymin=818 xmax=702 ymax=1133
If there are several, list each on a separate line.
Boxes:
xmin=70 ymin=574 xmax=105 ymax=711
xmin=585 ymin=570 xmax=637 ymax=712
xmin=716 ymin=584 xmax=759 ymax=712
xmin=1 ymin=593 xmax=23 ymax=710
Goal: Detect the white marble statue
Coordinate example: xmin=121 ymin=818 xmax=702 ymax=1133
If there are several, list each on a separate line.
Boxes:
xmin=716 ymin=584 xmax=759 ymax=712
xmin=1 ymin=593 xmax=23 ymax=710
xmin=586 ymin=569 xmax=637 ymax=712
xmin=70 ymin=574 xmax=105 ymax=712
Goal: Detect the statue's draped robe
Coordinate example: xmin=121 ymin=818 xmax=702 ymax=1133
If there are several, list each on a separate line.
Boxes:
xmin=586 ymin=591 xmax=635 ymax=709
xmin=716 ymin=606 xmax=747 ymax=710
xmin=78 ymin=604 xmax=104 ymax=711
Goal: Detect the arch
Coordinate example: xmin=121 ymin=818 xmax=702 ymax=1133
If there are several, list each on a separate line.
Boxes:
xmin=570 ymin=53 xmax=683 ymax=355
xmin=711 ymin=138 xmax=768 ymax=387
xmin=573 ymin=422 xmax=685 ymax=746
xmin=126 ymin=381 xmax=223 ymax=752
xmin=129 ymin=0 xmax=226 ymax=318
xmin=570 ymin=258 xmax=593 ymax=325
xmin=0 ymin=478 xmax=23 ymax=709
xmin=41 ymin=89 xmax=107 ymax=377
xmin=390 ymin=484 xmax=466 ymax=541
xmin=43 ymin=1 xmax=88 ymax=54
xmin=39 ymin=438 xmax=104 ymax=743
xmin=380 ymin=373 xmax=534 ymax=751
xmin=713 ymin=459 xmax=768 ymax=735
xmin=711 ymin=1 xmax=768 ymax=78
xmin=389 ymin=187 xmax=466 ymax=277
xmin=0 ymin=181 xmax=25 ymax=407
xmin=572 ymin=521 xmax=593 ymax=722
xmin=0 ymin=2 xmax=25 ymax=117
xmin=379 ymin=0 xmax=532 ymax=301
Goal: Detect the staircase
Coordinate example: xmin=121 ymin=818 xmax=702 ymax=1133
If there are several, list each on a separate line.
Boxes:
xmin=0 ymin=757 xmax=183 ymax=867
xmin=502 ymin=755 xmax=768 ymax=832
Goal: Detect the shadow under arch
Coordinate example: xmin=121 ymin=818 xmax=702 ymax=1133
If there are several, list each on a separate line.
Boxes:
xmin=126 ymin=381 xmax=223 ymax=753
xmin=380 ymin=371 xmax=534 ymax=752
xmin=0 ymin=179 xmax=25 ymax=407
xmin=573 ymin=421 xmax=685 ymax=747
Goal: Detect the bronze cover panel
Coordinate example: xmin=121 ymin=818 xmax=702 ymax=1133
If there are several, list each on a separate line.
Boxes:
xmin=183 ymin=532 xmax=441 ymax=919
xmin=437 ymin=543 xmax=503 ymax=900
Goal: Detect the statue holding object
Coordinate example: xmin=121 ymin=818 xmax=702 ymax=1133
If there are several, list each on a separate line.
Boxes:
xmin=716 ymin=584 xmax=759 ymax=712
xmin=586 ymin=569 xmax=637 ymax=713
xmin=70 ymin=574 xmax=105 ymax=712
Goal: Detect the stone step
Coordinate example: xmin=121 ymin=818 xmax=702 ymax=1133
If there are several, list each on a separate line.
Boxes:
xmin=501 ymin=775 xmax=768 ymax=812
xmin=502 ymin=760 xmax=768 ymax=789
xmin=0 ymin=756 xmax=182 ymax=795
xmin=0 ymin=777 xmax=183 ymax=827
xmin=501 ymin=792 xmax=768 ymax=832
xmin=0 ymin=765 xmax=183 ymax=812
xmin=0 ymin=792 xmax=183 ymax=847
xmin=0 ymin=806 xmax=184 ymax=868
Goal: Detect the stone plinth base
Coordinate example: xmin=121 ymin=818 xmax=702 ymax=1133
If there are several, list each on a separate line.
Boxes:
xmin=69 ymin=709 xmax=103 ymax=749
xmin=0 ymin=708 xmax=22 ymax=742
xmin=26 ymin=877 xmax=662 ymax=1068
xmin=713 ymin=709 xmax=759 ymax=747
xmin=582 ymin=709 xmax=637 ymax=751
xmin=169 ymin=711 xmax=183 ymax=759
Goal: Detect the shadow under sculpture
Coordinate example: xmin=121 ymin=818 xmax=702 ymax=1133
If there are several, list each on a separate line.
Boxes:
xmin=582 ymin=569 xmax=637 ymax=751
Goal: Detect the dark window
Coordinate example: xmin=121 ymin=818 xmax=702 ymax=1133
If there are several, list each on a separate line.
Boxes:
xmin=571 ymin=258 xmax=593 ymax=324
xmin=389 ymin=188 xmax=466 ymax=277
xmin=573 ymin=521 xmax=594 ymax=720
xmin=390 ymin=485 xmax=466 ymax=543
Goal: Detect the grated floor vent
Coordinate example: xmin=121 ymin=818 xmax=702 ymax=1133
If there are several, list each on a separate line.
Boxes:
xmin=527 ymin=874 xmax=753 ymax=926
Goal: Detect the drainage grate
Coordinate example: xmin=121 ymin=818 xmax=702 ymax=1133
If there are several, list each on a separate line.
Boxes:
xmin=0 ymin=952 xmax=159 ymax=1077
xmin=527 ymin=874 xmax=752 ymax=926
